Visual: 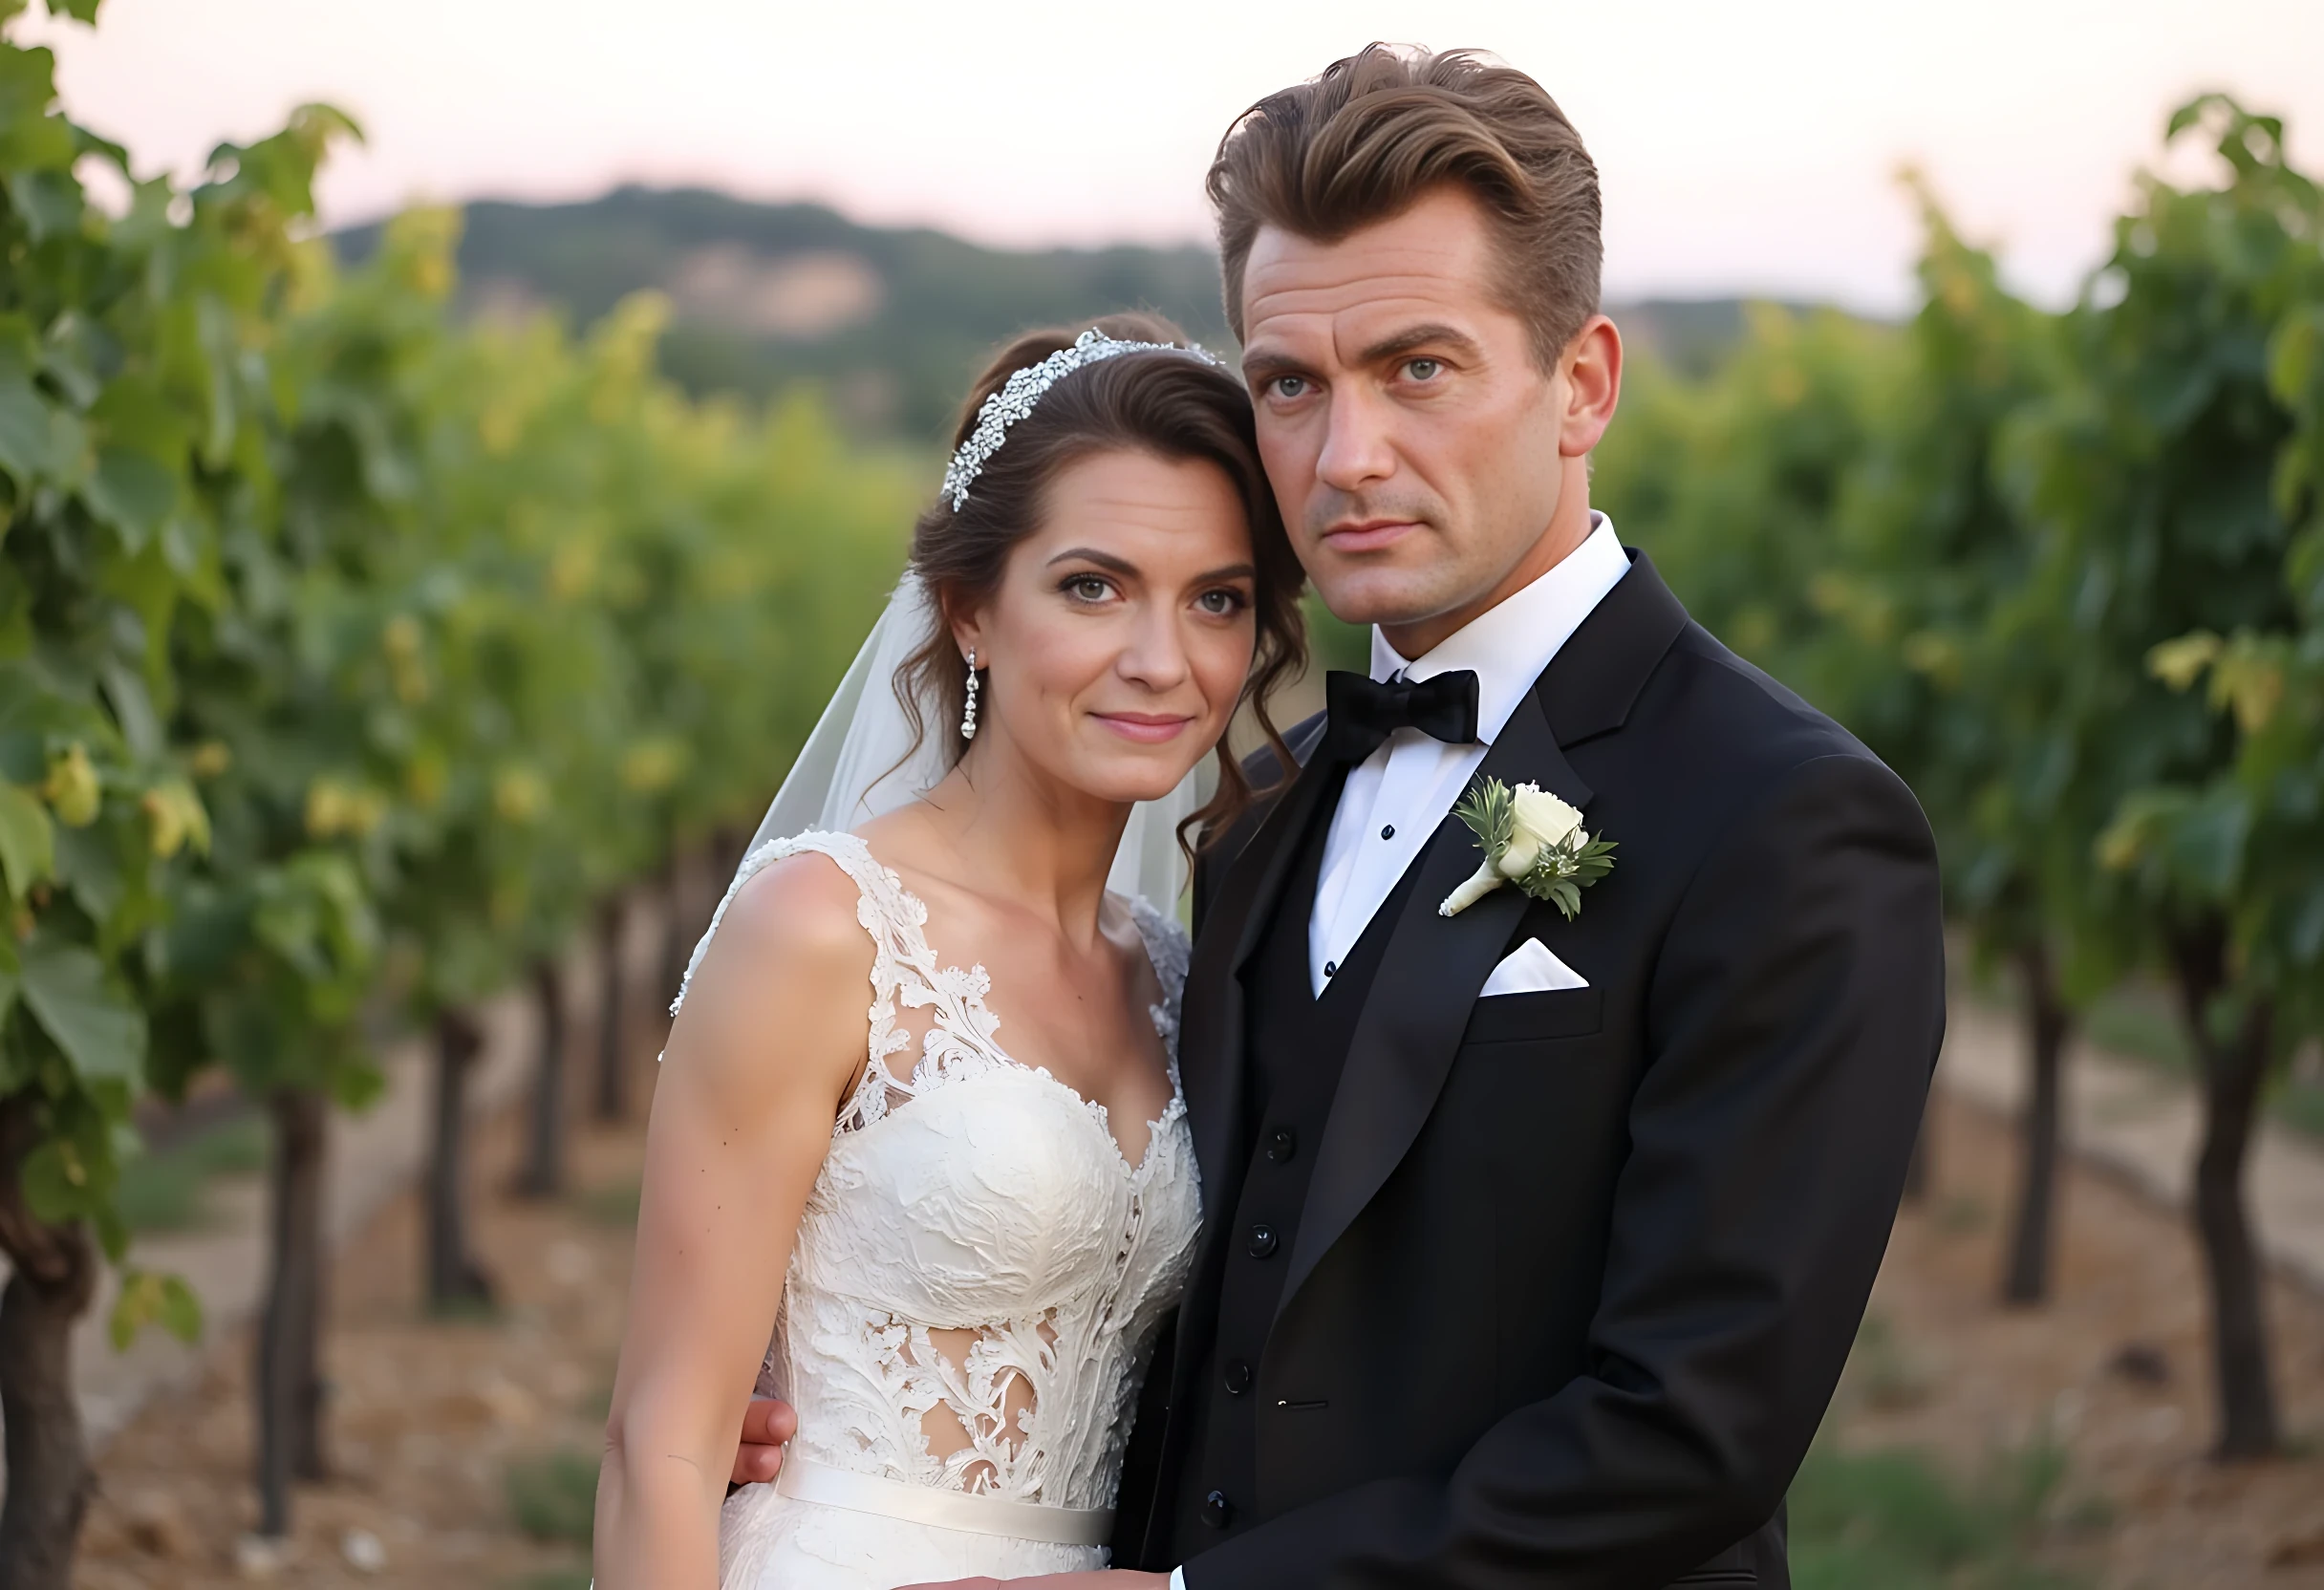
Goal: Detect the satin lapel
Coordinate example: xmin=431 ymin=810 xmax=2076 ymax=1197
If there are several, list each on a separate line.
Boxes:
xmin=1276 ymin=688 xmax=1590 ymax=1320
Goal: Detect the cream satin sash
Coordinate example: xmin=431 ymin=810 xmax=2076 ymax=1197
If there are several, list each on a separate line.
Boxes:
xmin=772 ymin=1453 xmax=1115 ymax=1547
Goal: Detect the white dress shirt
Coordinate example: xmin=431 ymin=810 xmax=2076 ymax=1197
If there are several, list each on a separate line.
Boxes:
xmin=1306 ymin=512 xmax=1630 ymax=996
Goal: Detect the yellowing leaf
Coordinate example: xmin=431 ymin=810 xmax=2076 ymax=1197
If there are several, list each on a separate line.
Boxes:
xmin=2147 ymin=632 xmax=2223 ymax=692
xmin=40 ymin=742 xmax=100 ymax=827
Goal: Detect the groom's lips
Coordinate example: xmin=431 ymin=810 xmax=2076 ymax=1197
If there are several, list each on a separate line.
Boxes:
xmin=1093 ymin=712 xmax=1195 ymax=744
xmin=1321 ymin=518 xmax=1422 ymax=553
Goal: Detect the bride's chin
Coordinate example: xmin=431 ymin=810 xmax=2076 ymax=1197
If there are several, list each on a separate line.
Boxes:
xmin=1066 ymin=752 xmax=1205 ymax=807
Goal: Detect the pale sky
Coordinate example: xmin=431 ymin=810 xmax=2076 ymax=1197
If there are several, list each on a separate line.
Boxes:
xmin=18 ymin=0 xmax=2323 ymax=312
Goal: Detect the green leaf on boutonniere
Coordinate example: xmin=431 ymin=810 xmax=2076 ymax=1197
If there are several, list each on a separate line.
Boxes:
xmin=1441 ymin=776 xmax=1616 ymax=920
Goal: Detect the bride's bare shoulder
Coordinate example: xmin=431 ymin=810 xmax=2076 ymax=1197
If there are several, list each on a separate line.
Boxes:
xmin=711 ymin=847 xmax=875 ymax=979
xmin=667 ymin=849 xmax=876 ymax=1090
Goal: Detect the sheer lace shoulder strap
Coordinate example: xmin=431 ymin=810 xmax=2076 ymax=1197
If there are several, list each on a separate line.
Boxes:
xmin=1123 ymin=895 xmax=1191 ymax=1057
xmin=661 ymin=831 xmax=931 ymax=1090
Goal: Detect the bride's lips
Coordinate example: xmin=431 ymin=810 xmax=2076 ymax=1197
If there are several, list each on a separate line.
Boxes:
xmin=1321 ymin=518 xmax=1422 ymax=554
xmin=1093 ymin=712 xmax=1196 ymax=744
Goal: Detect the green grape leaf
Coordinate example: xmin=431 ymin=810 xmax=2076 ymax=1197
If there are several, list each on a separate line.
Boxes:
xmin=82 ymin=448 xmax=179 ymax=550
xmin=0 ymin=934 xmax=20 ymax=1031
xmin=0 ymin=358 xmax=53 ymax=486
xmin=4 ymin=168 xmax=81 ymax=241
xmin=20 ymin=935 xmax=145 ymax=1084
xmin=0 ymin=778 xmax=54 ymax=896
xmin=109 ymin=1268 xmax=204 ymax=1352
xmin=17 ymin=1137 xmax=91 ymax=1223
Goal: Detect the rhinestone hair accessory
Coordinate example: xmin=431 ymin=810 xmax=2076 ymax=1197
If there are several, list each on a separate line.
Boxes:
xmin=940 ymin=328 xmax=1228 ymax=510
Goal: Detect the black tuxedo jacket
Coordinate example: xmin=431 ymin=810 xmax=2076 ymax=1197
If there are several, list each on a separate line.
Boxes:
xmin=1110 ymin=552 xmax=1946 ymax=1589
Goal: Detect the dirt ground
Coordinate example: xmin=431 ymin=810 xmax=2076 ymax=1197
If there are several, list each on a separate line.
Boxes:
xmin=75 ymin=1089 xmax=643 ymax=1590
xmin=68 ymin=1079 xmax=2324 ymax=1588
xmin=1837 ymin=1092 xmax=2324 ymax=1589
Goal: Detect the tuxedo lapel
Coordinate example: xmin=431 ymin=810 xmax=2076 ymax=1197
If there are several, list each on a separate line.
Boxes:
xmin=1277 ymin=688 xmax=1589 ymax=1319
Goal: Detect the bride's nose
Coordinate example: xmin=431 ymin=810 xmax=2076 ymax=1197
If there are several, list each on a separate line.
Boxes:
xmin=1113 ymin=603 xmax=1193 ymax=692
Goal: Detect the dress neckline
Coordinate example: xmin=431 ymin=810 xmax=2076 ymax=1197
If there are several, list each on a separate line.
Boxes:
xmin=836 ymin=831 xmax=1187 ymax=1178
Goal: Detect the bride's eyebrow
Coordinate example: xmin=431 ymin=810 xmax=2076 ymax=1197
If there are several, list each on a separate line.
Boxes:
xmin=1045 ymin=548 xmax=1256 ymax=586
xmin=1046 ymin=548 xmax=1139 ymax=575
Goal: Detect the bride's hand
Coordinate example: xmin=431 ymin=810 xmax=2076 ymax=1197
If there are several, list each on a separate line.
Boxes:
xmin=730 ymin=1395 xmax=797 ymax=1485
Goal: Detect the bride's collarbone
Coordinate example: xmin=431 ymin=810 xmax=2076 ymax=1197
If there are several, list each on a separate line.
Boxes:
xmin=875 ymin=869 xmax=1173 ymax=1132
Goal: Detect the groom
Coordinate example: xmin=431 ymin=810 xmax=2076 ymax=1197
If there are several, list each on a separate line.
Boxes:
xmin=742 ymin=43 xmax=1945 ymax=1589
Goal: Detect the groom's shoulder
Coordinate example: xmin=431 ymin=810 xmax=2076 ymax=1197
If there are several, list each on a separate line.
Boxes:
xmin=1644 ymin=620 xmax=1910 ymax=805
xmin=1205 ymin=709 xmax=1325 ymax=859
xmin=1238 ymin=708 xmax=1328 ymax=790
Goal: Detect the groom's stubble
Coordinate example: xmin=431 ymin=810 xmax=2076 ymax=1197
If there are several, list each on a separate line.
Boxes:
xmin=1237 ymin=185 xmax=1620 ymax=660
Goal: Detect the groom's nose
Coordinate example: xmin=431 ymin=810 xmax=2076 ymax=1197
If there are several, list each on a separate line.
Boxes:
xmin=1313 ymin=387 xmax=1398 ymax=495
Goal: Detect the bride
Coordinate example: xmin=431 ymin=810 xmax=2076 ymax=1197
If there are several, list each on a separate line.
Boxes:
xmin=592 ymin=316 xmax=1306 ymax=1589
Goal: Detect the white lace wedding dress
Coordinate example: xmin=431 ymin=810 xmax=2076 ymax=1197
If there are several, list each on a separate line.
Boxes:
xmin=699 ymin=831 xmax=1200 ymax=1590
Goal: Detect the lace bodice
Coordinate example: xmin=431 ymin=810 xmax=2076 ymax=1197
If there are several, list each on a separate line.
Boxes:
xmin=679 ymin=830 xmax=1199 ymax=1515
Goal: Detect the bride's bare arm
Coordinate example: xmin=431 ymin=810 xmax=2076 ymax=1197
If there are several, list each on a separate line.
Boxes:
xmin=592 ymin=856 xmax=873 ymax=1590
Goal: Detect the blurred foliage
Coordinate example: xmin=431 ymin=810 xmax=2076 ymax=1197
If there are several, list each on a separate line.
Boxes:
xmin=334 ymin=188 xmax=1235 ymax=445
xmin=1600 ymin=88 xmax=2324 ymax=1069
xmin=506 ymin=1446 xmax=600 ymax=1545
xmin=1600 ymin=88 xmax=2324 ymax=1456
xmin=0 ymin=6 xmax=914 ymax=1355
xmin=331 ymin=189 xmax=1835 ymax=450
xmin=1790 ymin=1439 xmax=2077 ymax=1590
xmin=113 ymin=1110 xmax=267 ymax=1233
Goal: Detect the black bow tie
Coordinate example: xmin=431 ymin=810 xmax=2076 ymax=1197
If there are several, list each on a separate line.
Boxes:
xmin=1319 ymin=669 xmax=1481 ymax=765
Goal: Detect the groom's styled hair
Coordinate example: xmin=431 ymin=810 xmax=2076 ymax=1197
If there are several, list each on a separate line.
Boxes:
xmin=1208 ymin=44 xmax=1602 ymax=368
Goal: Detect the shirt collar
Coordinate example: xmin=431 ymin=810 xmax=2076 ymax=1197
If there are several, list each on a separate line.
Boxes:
xmin=1371 ymin=512 xmax=1630 ymax=745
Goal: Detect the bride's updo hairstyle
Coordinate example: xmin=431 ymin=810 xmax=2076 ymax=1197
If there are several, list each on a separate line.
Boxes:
xmin=900 ymin=312 xmax=1305 ymax=851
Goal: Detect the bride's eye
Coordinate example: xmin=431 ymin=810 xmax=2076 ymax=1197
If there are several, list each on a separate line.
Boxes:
xmin=1062 ymin=574 xmax=1115 ymax=604
xmin=1195 ymin=588 xmax=1249 ymax=617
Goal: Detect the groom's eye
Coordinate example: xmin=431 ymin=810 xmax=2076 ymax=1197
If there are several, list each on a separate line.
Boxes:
xmin=1404 ymin=357 xmax=1444 ymax=382
xmin=1267 ymin=376 xmax=1309 ymax=399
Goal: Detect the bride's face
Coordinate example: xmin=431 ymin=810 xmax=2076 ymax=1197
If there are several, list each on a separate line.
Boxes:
xmin=954 ymin=448 xmax=1258 ymax=806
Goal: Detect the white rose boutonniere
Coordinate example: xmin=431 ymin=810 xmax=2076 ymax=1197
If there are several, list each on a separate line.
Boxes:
xmin=1439 ymin=777 xmax=1618 ymax=919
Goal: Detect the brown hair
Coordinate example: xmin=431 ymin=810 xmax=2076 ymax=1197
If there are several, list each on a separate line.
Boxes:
xmin=899 ymin=312 xmax=1305 ymax=855
xmin=1208 ymin=43 xmax=1602 ymax=368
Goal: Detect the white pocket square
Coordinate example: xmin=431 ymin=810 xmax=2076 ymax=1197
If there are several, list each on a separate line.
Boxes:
xmin=1480 ymin=936 xmax=1588 ymax=997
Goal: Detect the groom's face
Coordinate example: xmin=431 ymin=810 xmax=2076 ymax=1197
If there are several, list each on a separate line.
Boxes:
xmin=1238 ymin=185 xmax=1614 ymax=654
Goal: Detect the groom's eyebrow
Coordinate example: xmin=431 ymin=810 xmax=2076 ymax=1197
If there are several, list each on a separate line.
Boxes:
xmin=1359 ymin=323 xmax=1483 ymax=365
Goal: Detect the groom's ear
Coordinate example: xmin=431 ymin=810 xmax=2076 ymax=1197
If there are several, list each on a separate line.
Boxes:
xmin=1557 ymin=315 xmax=1623 ymax=459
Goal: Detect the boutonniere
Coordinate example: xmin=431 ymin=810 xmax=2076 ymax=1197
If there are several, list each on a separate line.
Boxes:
xmin=1439 ymin=777 xmax=1617 ymax=920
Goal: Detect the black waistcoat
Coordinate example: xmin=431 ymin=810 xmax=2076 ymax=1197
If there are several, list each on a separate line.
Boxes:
xmin=1171 ymin=775 xmax=1426 ymax=1549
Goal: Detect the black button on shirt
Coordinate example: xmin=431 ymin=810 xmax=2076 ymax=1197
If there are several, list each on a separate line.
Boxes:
xmin=1222 ymin=1359 xmax=1253 ymax=1396
xmin=1202 ymin=1490 xmax=1235 ymax=1529
xmin=1265 ymin=1126 xmax=1297 ymax=1164
xmin=1247 ymin=1223 xmax=1279 ymax=1259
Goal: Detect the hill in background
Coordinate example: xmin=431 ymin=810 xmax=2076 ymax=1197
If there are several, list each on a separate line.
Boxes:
xmin=335 ymin=186 xmax=1811 ymax=446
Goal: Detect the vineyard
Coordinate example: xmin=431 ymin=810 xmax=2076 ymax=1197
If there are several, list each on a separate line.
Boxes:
xmin=1594 ymin=94 xmax=2324 ymax=1473
xmin=3 ymin=1 xmax=2323 ymax=1586
xmin=0 ymin=4 xmax=913 ymax=1582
